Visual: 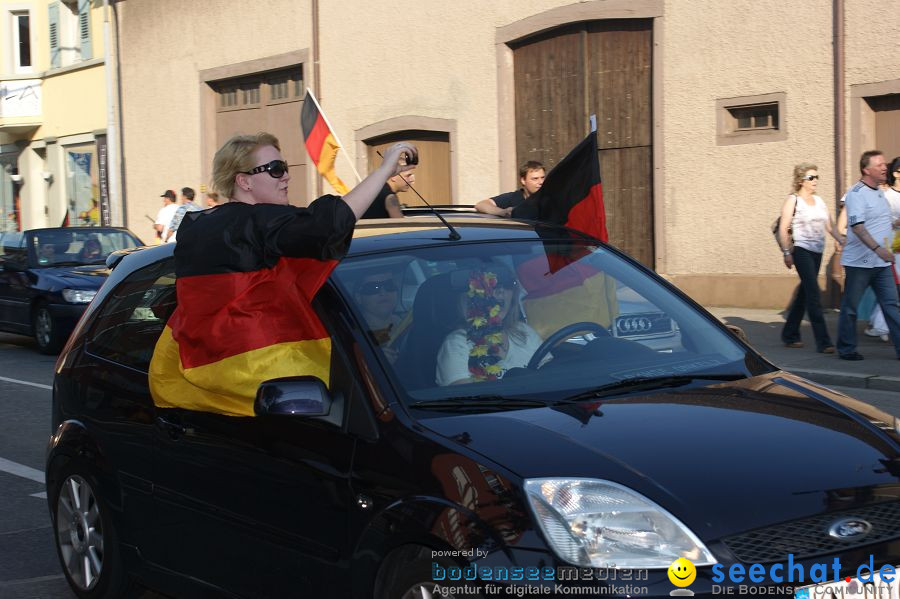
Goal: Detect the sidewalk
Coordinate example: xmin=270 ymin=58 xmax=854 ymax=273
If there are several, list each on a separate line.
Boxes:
xmin=706 ymin=306 xmax=900 ymax=393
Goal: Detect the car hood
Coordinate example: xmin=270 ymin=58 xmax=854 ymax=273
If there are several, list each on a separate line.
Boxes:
xmin=420 ymin=372 xmax=900 ymax=542
xmin=36 ymin=265 xmax=110 ymax=290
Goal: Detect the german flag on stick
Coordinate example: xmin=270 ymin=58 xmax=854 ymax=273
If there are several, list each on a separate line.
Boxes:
xmin=512 ymin=132 xmax=607 ymax=242
xmin=301 ymin=90 xmax=352 ymax=195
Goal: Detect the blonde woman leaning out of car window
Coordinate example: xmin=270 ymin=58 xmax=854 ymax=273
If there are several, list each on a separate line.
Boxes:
xmin=778 ymin=163 xmax=842 ymax=353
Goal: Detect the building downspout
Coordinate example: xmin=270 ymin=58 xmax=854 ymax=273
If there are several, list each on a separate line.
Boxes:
xmin=312 ymin=0 xmax=322 ymax=197
xmin=828 ymin=0 xmax=845 ymax=306
xmin=103 ymin=0 xmax=122 ymax=226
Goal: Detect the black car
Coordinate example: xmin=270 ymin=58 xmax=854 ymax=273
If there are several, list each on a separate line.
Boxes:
xmin=0 ymin=227 xmax=143 ymax=353
xmin=48 ymin=216 xmax=900 ymax=598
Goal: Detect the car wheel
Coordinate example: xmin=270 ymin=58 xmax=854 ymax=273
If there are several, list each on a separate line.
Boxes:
xmin=377 ymin=545 xmax=485 ymax=599
xmin=33 ymin=303 xmax=63 ymax=354
xmin=50 ymin=463 xmax=134 ymax=599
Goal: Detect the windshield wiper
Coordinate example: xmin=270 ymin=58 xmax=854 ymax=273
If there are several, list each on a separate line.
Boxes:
xmin=409 ymin=395 xmax=547 ymax=412
xmin=562 ymin=373 xmax=746 ymax=402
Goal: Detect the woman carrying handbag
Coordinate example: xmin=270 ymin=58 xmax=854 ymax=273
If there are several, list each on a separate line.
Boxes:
xmin=778 ymin=163 xmax=842 ymax=353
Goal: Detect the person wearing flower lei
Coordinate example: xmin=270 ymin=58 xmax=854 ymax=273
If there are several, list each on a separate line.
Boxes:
xmin=435 ymin=266 xmax=546 ymax=386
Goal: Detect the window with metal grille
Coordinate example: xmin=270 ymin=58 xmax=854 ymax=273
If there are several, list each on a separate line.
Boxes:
xmin=729 ymin=103 xmax=778 ymax=131
xmin=716 ymin=93 xmax=787 ymax=145
xmin=267 ymin=68 xmax=303 ymax=104
xmin=213 ymin=76 xmax=261 ymax=111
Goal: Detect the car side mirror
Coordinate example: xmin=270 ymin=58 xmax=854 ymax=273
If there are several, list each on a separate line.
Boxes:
xmin=724 ymin=324 xmax=748 ymax=343
xmin=254 ymin=376 xmax=332 ymax=417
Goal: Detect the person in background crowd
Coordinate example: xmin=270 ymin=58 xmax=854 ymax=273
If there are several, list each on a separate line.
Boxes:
xmin=164 ymin=187 xmax=202 ymax=243
xmin=475 ymin=161 xmax=545 ymax=217
xmin=205 ymin=191 xmax=221 ymax=207
xmin=361 ymin=170 xmax=413 ymax=219
xmin=865 ymin=156 xmax=900 ymax=341
xmin=778 ymin=163 xmax=841 ymax=353
xmin=835 ymin=150 xmax=900 ymax=361
xmin=154 ymin=190 xmax=178 ymax=242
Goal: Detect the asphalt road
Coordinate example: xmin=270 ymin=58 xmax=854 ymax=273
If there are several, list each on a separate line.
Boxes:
xmin=1 ymin=330 xmax=898 ymax=599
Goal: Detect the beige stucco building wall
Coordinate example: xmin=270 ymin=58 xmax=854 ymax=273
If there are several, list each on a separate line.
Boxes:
xmin=115 ymin=0 xmax=900 ymax=307
xmin=0 ymin=0 xmax=109 ymax=231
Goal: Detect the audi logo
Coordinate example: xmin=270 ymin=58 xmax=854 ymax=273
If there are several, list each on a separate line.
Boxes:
xmin=616 ymin=316 xmax=653 ymax=334
xmin=827 ymin=518 xmax=872 ymax=541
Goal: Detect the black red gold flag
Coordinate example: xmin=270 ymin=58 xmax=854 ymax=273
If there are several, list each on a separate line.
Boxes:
xmin=149 ymin=200 xmax=352 ymax=417
xmin=512 ymin=132 xmax=607 ymax=242
xmin=300 ymin=90 xmax=349 ymax=195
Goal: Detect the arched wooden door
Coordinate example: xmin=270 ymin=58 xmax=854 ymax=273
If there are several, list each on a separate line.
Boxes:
xmin=512 ymin=20 xmax=653 ymax=267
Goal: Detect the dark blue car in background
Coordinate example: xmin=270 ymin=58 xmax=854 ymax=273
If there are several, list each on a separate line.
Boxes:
xmin=0 ymin=227 xmax=143 ymax=353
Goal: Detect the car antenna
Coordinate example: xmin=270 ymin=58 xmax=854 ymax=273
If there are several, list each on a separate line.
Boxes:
xmin=377 ymin=150 xmax=461 ymax=241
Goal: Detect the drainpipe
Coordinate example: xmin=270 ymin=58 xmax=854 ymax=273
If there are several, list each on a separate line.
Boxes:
xmin=103 ymin=0 xmax=121 ymax=226
xmin=833 ymin=0 xmax=845 ymax=203
xmin=828 ymin=0 xmax=845 ymax=307
xmin=312 ymin=0 xmax=322 ymax=197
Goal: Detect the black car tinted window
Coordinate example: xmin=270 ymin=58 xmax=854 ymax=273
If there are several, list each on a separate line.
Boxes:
xmin=87 ymin=258 xmax=176 ymax=371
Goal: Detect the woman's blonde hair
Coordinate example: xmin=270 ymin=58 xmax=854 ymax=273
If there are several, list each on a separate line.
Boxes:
xmin=211 ymin=132 xmax=280 ymax=199
xmin=791 ymin=162 xmax=817 ymax=192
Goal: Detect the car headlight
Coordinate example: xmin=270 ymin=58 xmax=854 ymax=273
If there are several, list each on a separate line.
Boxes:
xmin=524 ymin=478 xmax=716 ymax=569
xmin=61 ymin=289 xmax=96 ymax=304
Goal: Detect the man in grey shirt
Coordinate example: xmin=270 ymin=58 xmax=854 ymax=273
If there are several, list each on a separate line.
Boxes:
xmin=836 ymin=150 xmax=900 ymax=360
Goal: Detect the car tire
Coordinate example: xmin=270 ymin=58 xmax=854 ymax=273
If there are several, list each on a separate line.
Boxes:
xmin=33 ymin=303 xmax=63 ymax=354
xmin=376 ymin=544 xmax=486 ymax=599
xmin=49 ymin=462 xmax=135 ymax=599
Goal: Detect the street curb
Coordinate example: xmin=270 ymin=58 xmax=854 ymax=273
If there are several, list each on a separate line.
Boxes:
xmin=792 ymin=368 xmax=900 ymax=393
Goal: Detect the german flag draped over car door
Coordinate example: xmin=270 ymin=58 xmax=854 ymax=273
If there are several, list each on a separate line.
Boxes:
xmin=301 ymin=90 xmax=350 ymax=195
xmin=149 ymin=198 xmax=355 ymax=417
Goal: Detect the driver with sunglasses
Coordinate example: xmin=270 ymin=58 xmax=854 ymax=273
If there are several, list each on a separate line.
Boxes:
xmin=150 ymin=132 xmax=416 ymax=414
xmin=355 ymin=271 xmax=402 ymax=361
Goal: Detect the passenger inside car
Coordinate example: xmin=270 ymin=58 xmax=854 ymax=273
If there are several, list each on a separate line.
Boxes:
xmin=354 ymin=268 xmax=403 ymax=362
xmin=77 ymin=238 xmax=102 ymax=261
xmin=435 ymin=266 xmax=545 ymax=386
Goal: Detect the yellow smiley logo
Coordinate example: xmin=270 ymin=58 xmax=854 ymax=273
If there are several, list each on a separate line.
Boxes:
xmin=667 ymin=557 xmax=696 ymax=587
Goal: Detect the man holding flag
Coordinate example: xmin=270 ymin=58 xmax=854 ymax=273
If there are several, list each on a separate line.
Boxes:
xmin=150 ymin=132 xmax=416 ymax=417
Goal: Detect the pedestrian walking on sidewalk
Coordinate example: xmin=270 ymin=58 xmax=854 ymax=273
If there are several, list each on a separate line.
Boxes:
xmin=778 ymin=163 xmax=841 ymax=353
xmin=864 ymin=156 xmax=900 ymax=341
xmin=835 ymin=150 xmax=900 ymax=361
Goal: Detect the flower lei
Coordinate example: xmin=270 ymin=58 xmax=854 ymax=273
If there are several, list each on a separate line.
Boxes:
xmin=466 ymin=270 xmax=505 ymax=380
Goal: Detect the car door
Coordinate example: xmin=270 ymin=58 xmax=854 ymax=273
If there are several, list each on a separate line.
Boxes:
xmin=76 ymin=257 xmax=178 ymax=556
xmin=0 ymin=232 xmax=31 ymax=332
xmin=147 ymin=285 xmax=361 ymax=598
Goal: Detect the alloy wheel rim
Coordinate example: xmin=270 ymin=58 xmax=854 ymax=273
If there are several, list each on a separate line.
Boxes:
xmin=35 ymin=310 xmax=52 ymax=347
xmin=55 ymin=475 xmax=104 ymax=590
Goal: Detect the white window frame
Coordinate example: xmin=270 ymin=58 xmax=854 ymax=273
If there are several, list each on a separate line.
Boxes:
xmin=9 ymin=6 xmax=34 ymax=74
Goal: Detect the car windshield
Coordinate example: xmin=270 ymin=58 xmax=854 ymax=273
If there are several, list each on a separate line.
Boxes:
xmin=333 ymin=239 xmax=769 ymax=409
xmin=29 ymin=229 xmax=142 ymax=266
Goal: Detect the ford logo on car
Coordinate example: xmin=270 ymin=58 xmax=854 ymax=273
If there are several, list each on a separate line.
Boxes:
xmin=827 ymin=518 xmax=872 ymax=540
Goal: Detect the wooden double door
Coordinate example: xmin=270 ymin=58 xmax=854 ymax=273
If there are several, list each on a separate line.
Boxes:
xmin=512 ymin=19 xmax=653 ymax=267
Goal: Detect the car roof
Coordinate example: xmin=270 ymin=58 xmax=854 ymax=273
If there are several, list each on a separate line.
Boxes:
xmin=347 ymin=215 xmax=589 ymax=255
xmin=108 ymin=214 xmax=595 ymax=272
xmin=24 ymin=226 xmax=134 ymax=233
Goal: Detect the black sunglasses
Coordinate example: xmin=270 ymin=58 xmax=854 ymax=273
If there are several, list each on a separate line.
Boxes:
xmin=801 ymin=175 xmax=819 ymax=181
xmin=243 ymin=160 xmax=289 ymax=178
xmin=358 ymin=280 xmax=398 ymax=296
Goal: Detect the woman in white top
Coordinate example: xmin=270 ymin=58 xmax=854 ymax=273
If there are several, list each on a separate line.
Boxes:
xmin=436 ymin=267 xmax=544 ymax=386
xmin=866 ymin=156 xmax=900 ymax=340
xmin=778 ymin=163 xmax=842 ymax=353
